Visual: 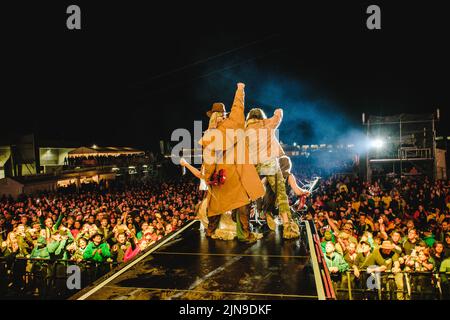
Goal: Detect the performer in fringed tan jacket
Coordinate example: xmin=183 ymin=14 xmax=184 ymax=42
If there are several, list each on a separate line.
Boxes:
xmin=181 ymin=83 xmax=265 ymax=243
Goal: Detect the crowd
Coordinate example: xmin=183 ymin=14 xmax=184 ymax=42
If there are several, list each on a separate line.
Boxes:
xmin=0 ymin=178 xmax=200 ymax=296
xmin=65 ymin=153 xmax=157 ymax=168
xmin=307 ymin=175 xmax=450 ymax=299
xmin=289 ymin=151 xmax=356 ymax=181
xmin=2 ymin=147 xmax=449 ymax=300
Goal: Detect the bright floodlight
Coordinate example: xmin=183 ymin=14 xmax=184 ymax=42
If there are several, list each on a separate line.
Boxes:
xmin=371 ymin=138 xmax=384 ymax=149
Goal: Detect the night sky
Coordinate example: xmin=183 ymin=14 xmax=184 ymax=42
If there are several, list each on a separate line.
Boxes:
xmin=2 ymin=2 xmax=449 ymax=151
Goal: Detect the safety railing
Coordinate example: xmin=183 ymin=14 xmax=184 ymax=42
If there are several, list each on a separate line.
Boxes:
xmin=0 ymin=256 xmax=118 ymax=299
xmin=329 ymin=269 xmax=450 ymax=300
xmin=304 ymin=219 xmax=336 ymax=300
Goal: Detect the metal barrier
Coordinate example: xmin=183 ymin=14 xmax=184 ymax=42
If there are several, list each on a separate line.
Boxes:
xmin=304 ymin=219 xmax=336 ymax=300
xmin=328 ymin=269 xmax=450 ymax=300
xmin=0 ymin=256 xmax=118 ymax=299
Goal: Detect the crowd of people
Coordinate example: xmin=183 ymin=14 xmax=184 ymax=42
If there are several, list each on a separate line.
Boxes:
xmin=1 ymin=156 xmax=449 ymax=299
xmin=65 ymin=153 xmax=157 ymax=168
xmin=0 ymin=178 xmax=200 ymax=296
xmin=308 ymin=175 xmax=450 ymax=299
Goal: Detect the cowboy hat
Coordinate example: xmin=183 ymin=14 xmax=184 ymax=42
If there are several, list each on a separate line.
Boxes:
xmin=380 ymin=241 xmax=395 ymax=250
xmin=206 ymin=102 xmax=227 ymax=118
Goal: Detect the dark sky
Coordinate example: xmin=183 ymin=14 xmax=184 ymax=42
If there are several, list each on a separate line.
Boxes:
xmin=2 ymin=1 xmax=449 ymax=150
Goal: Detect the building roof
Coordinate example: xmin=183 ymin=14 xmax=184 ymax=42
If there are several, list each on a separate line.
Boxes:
xmin=68 ymin=146 xmax=144 ymax=156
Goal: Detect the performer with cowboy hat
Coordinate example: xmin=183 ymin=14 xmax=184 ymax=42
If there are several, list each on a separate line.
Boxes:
xmin=181 ymin=83 xmax=265 ymax=243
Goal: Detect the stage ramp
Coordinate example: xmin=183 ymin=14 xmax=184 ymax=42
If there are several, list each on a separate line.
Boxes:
xmin=71 ymin=220 xmax=323 ymax=300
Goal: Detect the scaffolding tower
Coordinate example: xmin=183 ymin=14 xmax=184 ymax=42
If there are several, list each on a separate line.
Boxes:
xmin=363 ymin=112 xmax=440 ymax=182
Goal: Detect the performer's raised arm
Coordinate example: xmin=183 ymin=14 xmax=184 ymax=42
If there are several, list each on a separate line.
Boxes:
xmin=227 ymin=83 xmax=245 ymax=127
xmin=263 ymin=108 xmax=283 ymax=129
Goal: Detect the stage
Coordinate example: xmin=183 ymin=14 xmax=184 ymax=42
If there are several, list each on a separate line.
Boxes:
xmin=72 ymin=220 xmax=321 ymax=300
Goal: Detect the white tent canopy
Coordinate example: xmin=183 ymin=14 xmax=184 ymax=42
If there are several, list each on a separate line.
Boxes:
xmin=68 ymin=146 xmax=144 ymax=157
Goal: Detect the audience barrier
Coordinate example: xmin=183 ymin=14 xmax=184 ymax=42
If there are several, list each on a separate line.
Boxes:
xmin=327 ymin=268 xmax=450 ymax=300
xmin=0 ymin=256 xmax=118 ymax=299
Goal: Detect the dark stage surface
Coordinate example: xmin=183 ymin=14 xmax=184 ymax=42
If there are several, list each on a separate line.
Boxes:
xmin=77 ymin=221 xmax=318 ymax=300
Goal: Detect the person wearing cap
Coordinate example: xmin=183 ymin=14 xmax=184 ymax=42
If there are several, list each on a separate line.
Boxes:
xmin=181 ymin=83 xmax=265 ymax=243
xmin=83 ymin=233 xmax=111 ymax=263
xmin=321 ymin=230 xmax=335 ymax=253
xmin=362 ymin=240 xmax=404 ymax=299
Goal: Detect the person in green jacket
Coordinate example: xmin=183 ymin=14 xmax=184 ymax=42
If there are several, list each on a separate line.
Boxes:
xmin=422 ymin=228 xmax=436 ymax=248
xmin=38 ymin=209 xmax=65 ymax=241
xmin=83 ymin=233 xmax=111 ymax=263
xmin=30 ymin=236 xmax=50 ymax=260
xmin=47 ymin=229 xmax=73 ymax=260
xmin=324 ymin=241 xmax=349 ymax=273
xmin=324 ymin=241 xmax=349 ymax=299
xmin=29 ymin=235 xmax=52 ymax=293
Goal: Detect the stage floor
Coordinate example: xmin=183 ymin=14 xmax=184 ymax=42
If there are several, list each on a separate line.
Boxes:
xmin=79 ymin=221 xmax=318 ymax=300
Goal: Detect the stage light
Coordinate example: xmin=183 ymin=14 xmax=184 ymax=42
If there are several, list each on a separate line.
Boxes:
xmin=370 ymin=138 xmax=384 ymax=149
